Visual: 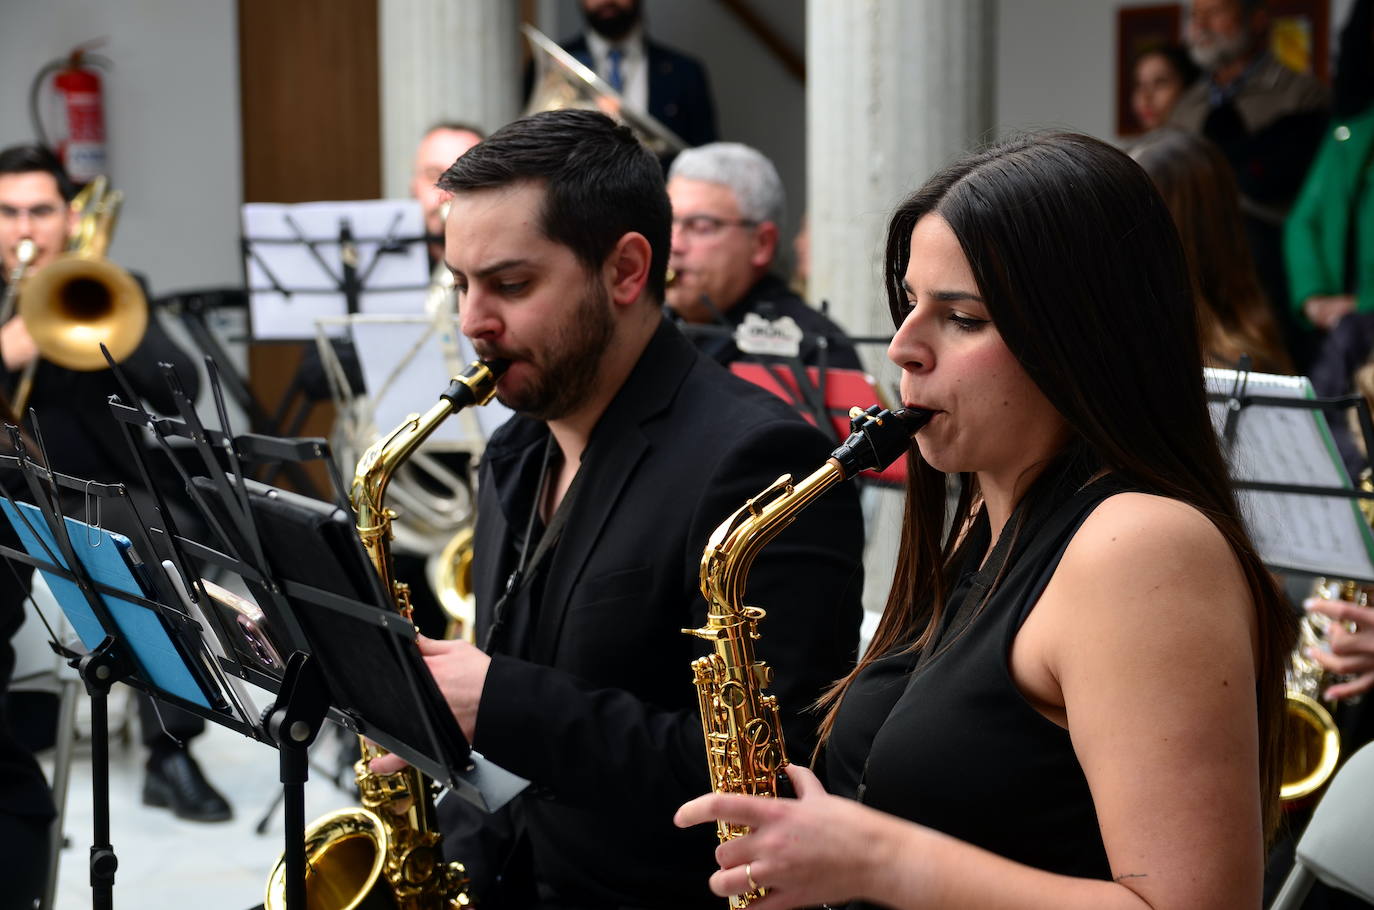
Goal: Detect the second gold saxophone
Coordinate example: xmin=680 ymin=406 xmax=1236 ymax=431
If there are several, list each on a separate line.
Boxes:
xmin=685 ymin=405 xmax=930 ymax=909
xmin=265 ymin=358 xmax=508 ymax=910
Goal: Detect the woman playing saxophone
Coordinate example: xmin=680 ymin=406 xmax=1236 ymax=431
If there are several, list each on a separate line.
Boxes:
xmin=676 ymin=132 xmax=1297 ymax=910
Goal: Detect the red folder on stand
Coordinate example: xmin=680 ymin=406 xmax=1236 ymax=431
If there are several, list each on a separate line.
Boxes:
xmin=729 ymin=363 xmax=908 ymax=486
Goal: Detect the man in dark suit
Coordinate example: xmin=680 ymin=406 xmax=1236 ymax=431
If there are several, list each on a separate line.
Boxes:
xmin=554 ymin=0 xmax=717 ymax=149
xmin=371 ymin=110 xmax=864 ymax=907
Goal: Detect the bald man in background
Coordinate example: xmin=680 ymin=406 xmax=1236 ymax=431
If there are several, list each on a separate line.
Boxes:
xmin=411 ymin=122 xmax=484 ymax=263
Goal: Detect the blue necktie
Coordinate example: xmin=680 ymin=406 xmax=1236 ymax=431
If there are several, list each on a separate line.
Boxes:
xmin=607 ymin=48 xmax=624 ymax=93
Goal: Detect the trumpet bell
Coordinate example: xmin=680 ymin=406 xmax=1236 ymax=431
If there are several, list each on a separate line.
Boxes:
xmin=19 ymin=252 xmax=147 ymax=370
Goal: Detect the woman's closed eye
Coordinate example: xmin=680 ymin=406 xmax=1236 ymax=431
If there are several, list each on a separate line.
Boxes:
xmin=948 ymin=312 xmax=989 ymax=332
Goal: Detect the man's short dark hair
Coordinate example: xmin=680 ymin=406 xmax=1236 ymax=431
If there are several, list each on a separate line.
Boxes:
xmin=0 ymin=144 xmax=76 ymax=202
xmin=438 ymin=109 xmax=671 ymax=303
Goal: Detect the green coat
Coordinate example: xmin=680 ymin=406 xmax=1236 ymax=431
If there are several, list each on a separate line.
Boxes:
xmin=1284 ymin=106 xmax=1374 ymax=317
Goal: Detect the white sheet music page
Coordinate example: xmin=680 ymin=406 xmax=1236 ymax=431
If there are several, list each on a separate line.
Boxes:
xmin=346 ymin=315 xmax=513 ymax=447
xmin=242 ymin=199 xmax=428 ymax=339
xmin=1206 ymin=368 xmax=1374 ymax=580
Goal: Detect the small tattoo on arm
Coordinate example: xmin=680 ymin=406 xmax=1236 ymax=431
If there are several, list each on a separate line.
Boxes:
xmin=1114 ymin=872 xmax=1148 ymax=881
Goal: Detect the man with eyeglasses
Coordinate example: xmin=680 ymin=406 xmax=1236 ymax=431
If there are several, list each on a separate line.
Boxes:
xmin=666 ymin=142 xmax=862 ymax=370
xmin=0 ymin=144 xmax=233 ymax=832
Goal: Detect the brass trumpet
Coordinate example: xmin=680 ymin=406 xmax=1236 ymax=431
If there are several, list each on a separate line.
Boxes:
xmin=16 ymin=175 xmax=147 ymax=409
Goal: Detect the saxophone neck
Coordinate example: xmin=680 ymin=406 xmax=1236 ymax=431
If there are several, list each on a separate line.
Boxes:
xmin=699 ymin=461 xmax=845 ymax=619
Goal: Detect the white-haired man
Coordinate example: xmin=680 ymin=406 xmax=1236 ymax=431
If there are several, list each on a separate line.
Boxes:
xmin=666 ymin=142 xmax=862 ymax=370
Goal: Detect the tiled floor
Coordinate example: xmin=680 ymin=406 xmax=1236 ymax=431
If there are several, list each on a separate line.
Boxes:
xmin=42 ymin=690 xmax=360 ymax=910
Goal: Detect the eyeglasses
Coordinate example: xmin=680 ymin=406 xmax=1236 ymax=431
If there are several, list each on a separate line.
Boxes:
xmin=672 ymin=213 xmax=759 ymax=239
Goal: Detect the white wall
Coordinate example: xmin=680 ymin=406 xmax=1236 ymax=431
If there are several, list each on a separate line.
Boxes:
xmin=0 ymin=0 xmax=242 ymax=298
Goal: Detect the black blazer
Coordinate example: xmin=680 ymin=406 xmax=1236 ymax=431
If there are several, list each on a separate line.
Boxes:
xmin=463 ymin=319 xmax=864 ymax=907
xmin=557 ymin=34 xmax=718 ymax=148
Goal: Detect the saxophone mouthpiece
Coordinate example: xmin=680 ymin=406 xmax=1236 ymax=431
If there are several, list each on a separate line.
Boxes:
xmin=830 ymin=405 xmax=931 ymax=477
xmin=442 ymin=358 xmax=510 ymax=410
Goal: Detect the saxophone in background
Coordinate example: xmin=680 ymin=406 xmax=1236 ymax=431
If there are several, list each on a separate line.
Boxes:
xmin=685 ymin=405 xmax=930 ymax=908
xmin=265 ymin=358 xmax=507 ymax=910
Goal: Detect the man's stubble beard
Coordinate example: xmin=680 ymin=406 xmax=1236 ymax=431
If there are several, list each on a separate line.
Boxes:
xmin=496 ymin=279 xmax=616 ymax=422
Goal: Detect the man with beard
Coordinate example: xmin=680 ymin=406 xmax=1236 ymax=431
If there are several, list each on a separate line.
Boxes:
xmin=1168 ymin=0 xmax=1328 ymax=367
xmin=547 ymin=0 xmax=716 ymax=149
xmin=370 ymin=110 xmax=863 ymax=908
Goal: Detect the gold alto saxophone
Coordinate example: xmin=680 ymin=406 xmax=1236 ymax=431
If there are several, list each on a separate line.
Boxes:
xmin=265 ymin=358 xmax=508 ymax=910
xmin=685 ymin=405 xmax=930 ymax=908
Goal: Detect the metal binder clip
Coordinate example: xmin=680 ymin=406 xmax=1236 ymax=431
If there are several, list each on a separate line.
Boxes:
xmin=84 ymin=480 xmax=102 ymax=548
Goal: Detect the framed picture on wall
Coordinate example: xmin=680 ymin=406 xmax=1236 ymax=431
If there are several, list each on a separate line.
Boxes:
xmin=1266 ymin=0 xmax=1330 ymax=82
xmin=1116 ymin=4 xmax=1184 ymax=137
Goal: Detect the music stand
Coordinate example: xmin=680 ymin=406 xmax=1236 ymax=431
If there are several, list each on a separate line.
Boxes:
xmin=0 ymin=427 xmax=263 ymax=910
xmin=1205 ymin=366 xmax=1374 ymax=581
xmin=0 ymin=352 xmax=523 ymax=909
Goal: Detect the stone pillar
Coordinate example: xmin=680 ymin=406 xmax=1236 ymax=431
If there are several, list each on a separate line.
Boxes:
xmin=806 ymin=0 xmax=995 ymax=365
xmin=806 ymin=0 xmax=995 ymax=620
xmin=378 ymin=0 xmax=522 ymax=199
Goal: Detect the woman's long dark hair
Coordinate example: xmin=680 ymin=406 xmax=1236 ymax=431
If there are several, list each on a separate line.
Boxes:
xmin=817 ymin=132 xmax=1295 ymax=840
xmin=1130 ymin=128 xmax=1293 ymax=374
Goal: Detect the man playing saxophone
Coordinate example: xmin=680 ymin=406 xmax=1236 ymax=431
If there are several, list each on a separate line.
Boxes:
xmin=370 ymin=109 xmax=865 ymax=908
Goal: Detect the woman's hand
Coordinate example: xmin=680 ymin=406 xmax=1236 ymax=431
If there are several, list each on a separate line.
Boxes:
xmin=1305 ymin=598 xmax=1374 ymax=700
xmin=675 ymin=764 xmax=909 ymax=909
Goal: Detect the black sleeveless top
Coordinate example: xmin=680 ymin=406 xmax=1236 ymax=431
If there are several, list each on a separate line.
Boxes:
xmin=826 ymin=467 xmax=1138 ymax=891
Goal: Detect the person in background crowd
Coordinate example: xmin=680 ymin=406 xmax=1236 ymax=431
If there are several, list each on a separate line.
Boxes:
xmin=539 ymin=0 xmax=717 ymax=150
xmin=1130 ymin=127 xmax=1292 ymax=373
xmin=666 ymin=142 xmax=862 ymax=371
xmin=1283 ymin=0 xmax=1374 ymax=480
xmin=410 ymin=121 xmax=484 ymax=263
xmin=1170 ymin=0 xmax=1329 ymax=370
xmin=1131 ymin=43 xmax=1201 ymax=132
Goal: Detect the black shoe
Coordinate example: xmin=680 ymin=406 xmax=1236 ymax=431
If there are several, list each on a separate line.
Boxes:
xmin=142 ymin=750 xmax=233 ymax=823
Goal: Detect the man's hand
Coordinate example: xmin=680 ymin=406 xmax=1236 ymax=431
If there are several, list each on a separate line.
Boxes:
xmin=0 ymin=316 xmax=37 ymax=370
xmin=415 ymin=634 xmax=491 ymax=742
xmin=1303 ymin=294 xmax=1357 ymax=330
xmin=368 ymin=634 xmax=492 ymax=776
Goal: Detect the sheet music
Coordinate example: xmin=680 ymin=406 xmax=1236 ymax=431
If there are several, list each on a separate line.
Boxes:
xmin=1205 ymin=368 xmax=1374 ymax=580
xmin=242 ymin=199 xmax=429 ymax=339
xmin=348 ymin=315 xmax=512 ymax=446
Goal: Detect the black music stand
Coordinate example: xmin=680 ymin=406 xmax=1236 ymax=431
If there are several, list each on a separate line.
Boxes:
xmin=0 ymin=352 xmax=522 ymax=909
xmin=1207 ymin=365 xmax=1374 ymax=581
xmin=240 ymin=203 xmax=430 ymax=490
xmin=0 ymin=428 xmax=264 ymax=910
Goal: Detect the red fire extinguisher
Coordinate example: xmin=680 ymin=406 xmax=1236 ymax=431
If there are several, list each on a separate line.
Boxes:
xmin=30 ymin=42 xmax=110 ymax=183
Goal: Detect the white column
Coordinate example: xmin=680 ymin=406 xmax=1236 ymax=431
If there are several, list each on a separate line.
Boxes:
xmin=378 ymin=0 xmax=522 ymax=199
xmin=807 ymin=0 xmax=994 ymax=622
xmin=807 ymin=0 xmax=995 ymax=365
